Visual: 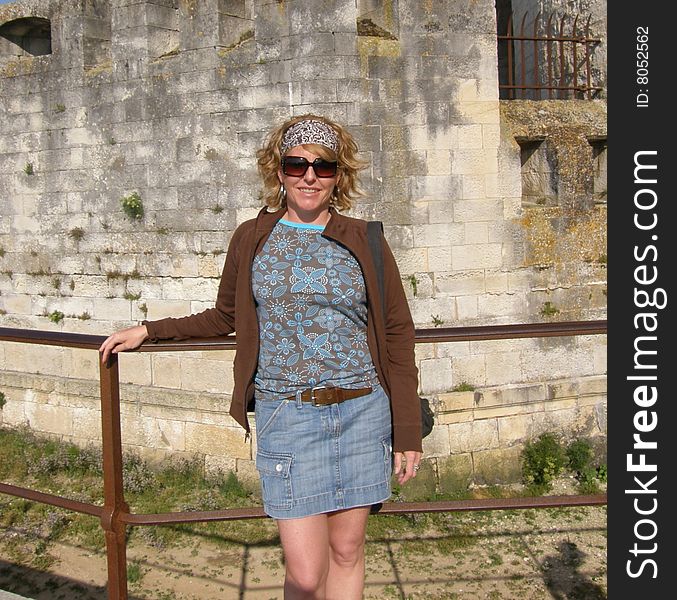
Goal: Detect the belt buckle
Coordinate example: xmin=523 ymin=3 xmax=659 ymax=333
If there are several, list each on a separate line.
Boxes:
xmin=310 ymin=385 xmax=332 ymax=406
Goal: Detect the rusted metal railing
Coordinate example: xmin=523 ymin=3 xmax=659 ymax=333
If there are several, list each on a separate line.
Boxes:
xmin=0 ymin=320 xmax=607 ymax=599
xmin=498 ymin=11 xmax=602 ymax=100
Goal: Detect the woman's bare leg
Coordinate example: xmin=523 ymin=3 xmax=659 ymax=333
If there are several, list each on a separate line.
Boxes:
xmin=277 ymin=514 xmax=330 ymax=599
xmin=326 ymin=507 xmax=371 ymax=600
xmin=275 ymin=506 xmax=371 ymax=599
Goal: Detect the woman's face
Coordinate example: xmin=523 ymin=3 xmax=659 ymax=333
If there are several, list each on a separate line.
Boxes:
xmin=278 ymin=146 xmax=339 ymax=224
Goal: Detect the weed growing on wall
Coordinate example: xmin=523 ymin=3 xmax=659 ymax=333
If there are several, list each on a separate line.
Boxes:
xmin=121 ymin=192 xmax=144 ymax=220
xmin=47 ymin=310 xmax=65 ymax=323
xmin=406 ymin=274 xmax=419 ymax=296
xmin=522 ymin=433 xmax=607 ymax=495
xmin=68 ymin=227 xmax=85 ymax=241
xmin=541 ymin=301 xmax=560 ymax=317
xmin=521 ymin=433 xmax=567 ymax=493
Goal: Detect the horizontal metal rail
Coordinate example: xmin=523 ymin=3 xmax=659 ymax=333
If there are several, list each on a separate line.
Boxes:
xmin=119 ymin=493 xmax=607 ymax=526
xmin=0 ymin=481 xmax=104 ymax=518
xmin=0 ymin=320 xmax=607 ymax=599
xmin=0 ymin=319 xmax=607 ymax=351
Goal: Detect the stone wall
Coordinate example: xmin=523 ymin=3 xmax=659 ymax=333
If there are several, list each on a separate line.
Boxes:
xmin=0 ymin=0 xmax=607 ymax=488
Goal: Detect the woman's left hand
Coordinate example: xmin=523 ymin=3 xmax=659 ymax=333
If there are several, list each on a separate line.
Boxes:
xmin=393 ymin=450 xmax=423 ymax=485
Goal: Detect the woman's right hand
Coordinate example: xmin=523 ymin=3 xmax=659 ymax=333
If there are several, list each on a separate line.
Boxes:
xmin=99 ymin=325 xmax=149 ymax=365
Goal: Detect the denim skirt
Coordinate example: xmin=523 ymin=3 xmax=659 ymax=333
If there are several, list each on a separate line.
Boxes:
xmin=254 ymin=384 xmax=393 ymax=520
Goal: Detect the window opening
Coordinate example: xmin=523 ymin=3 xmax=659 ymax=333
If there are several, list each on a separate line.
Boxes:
xmin=0 ymin=17 xmax=52 ymax=57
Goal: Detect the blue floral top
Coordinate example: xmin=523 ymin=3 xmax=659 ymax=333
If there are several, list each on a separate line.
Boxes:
xmin=252 ymin=219 xmax=379 ymax=400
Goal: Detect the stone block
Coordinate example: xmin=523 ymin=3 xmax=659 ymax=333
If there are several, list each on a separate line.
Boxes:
xmin=574 ymin=406 xmax=604 ymax=437
xmin=438 ymin=391 xmax=475 ymax=412
xmin=437 ymin=410 xmax=474 ymax=425
xmin=409 ymin=175 xmax=462 ymax=202
xmin=180 ymin=356 xmax=233 ymax=394
xmin=71 ymin=407 xmax=103 ymax=443
xmin=409 ymin=125 xmax=457 ymax=151
xmin=472 ymin=445 xmax=523 ymax=486
xmin=422 ymin=423 xmax=451 ymax=456
xmin=578 ymin=376 xmax=607 ymax=397
xmin=453 ymin=199 xmax=504 ymax=222
xmin=434 ymin=272 xmax=485 ymax=296
xmin=118 ymin=353 xmax=153 ymax=386
xmin=419 ymin=358 xmax=453 ymax=395
xmin=2 ymin=294 xmax=32 ymax=314
xmin=482 ymin=123 xmax=501 ymax=149
xmin=478 ymin=293 xmax=525 ymax=319
xmin=185 ymin=422 xmax=251 ymax=460
xmin=497 ymin=414 xmax=531 ymax=445
xmin=451 ymin=244 xmax=502 ymax=270
xmin=425 ymin=150 xmax=452 ymax=175
xmin=64 ymin=348 xmax=100 ymax=381
xmin=412 ymin=223 xmax=463 ymax=247
xmin=447 ymin=419 xmax=498 ymax=454
xmin=288 ymin=0 xmax=356 ymax=34
xmin=457 ymin=100 xmax=500 ymax=124
xmin=1 ymin=395 xmax=26 ymax=426
xmin=471 ymin=418 xmax=500 ymax=451
xmin=464 ymin=221 xmax=489 ymax=243
xmin=5 ymin=344 xmax=65 ymax=377
xmin=91 ymin=297 xmax=132 ymax=321
xmin=476 ymin=383 xmax=547 ymax=408
xmin=454 ymin=295 xmax=479 ymax=321
xmin=484 ymin=352 xmax=523 ymax=387
xmin=289 ymin=79 xmax=338 ymax=105
xmin=531 ymin=407 xmax=579 ymax=438
xmin=413 ymin=343 xmax=435 ymax=362
xmin=456 ymin=124 xmax=484 ymax=149
xmin=238 ymin=83 xmax=289 ymax=109
xmin=438 ymin=454 xmax=473 ymax=494
xmin=390 ymin=247 xmax=428 ymax=273
xmin=427 ymin=247 xmax=452 ymax=272
xmin=151 ymin=354 xmax=182 ymax=388
xmin=145 ymin=299 xmax=192 ymax=320
xmin=27 ymin=402 xmax=73 ymax=436
xmin=547 ymin=380 xmax=579 ymax=401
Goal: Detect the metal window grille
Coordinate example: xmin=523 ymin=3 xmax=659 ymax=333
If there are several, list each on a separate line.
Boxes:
xmin=498 ymin=11 xmax=602 ymax=100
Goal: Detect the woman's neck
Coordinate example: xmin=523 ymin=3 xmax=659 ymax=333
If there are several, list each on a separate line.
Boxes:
xmin=282 ymin=207 xmax=332 ymax=227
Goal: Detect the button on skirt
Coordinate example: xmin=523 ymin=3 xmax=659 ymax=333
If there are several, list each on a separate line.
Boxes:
xmin=254 ymin=384 xmax=393 ymax=519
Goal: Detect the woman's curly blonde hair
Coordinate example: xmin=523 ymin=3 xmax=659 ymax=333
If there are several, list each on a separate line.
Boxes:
xmin=256 ymin=114 xmax=367 ymax=211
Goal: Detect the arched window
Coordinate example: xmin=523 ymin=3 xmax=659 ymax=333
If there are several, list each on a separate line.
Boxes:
xmin=0 ymin=17 xmax=52 ymax=58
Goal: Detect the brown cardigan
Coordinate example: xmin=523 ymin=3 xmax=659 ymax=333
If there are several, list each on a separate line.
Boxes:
xmin=145 ymin=207 xmax=423 ymax=452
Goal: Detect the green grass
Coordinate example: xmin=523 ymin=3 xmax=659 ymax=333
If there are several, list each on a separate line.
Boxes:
xmin=0 ymin=424 xmax=606 ymax=587
xmin=127 ymin=561 xmax=143 ymax=584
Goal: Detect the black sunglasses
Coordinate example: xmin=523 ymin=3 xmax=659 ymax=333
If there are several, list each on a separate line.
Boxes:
xmin=282 ymin=156 xmax=338 ymax=178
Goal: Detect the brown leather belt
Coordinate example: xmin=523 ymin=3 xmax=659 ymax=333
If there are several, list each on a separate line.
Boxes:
xmin=284 ymin=386 xmax=373 ymax=406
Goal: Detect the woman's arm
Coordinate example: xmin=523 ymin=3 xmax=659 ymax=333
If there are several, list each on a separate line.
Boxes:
xmin=379 ymin=234 xmax=424 ymax=454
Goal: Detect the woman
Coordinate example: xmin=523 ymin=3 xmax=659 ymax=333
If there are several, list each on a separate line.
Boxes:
xmin=99 ymin=114 xmax=423 ymax=599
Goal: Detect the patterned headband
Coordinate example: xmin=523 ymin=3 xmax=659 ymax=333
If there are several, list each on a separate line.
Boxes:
xmin=280 ymin=120 xmax=339 ymax=155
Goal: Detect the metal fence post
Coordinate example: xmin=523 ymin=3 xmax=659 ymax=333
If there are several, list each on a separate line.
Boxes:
xmin=99 ymin=354 xmax=129 ymax=600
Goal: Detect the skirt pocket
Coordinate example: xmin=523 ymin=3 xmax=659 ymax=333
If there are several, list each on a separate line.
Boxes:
xmin=381 ymin=436 xmax=393 ymax=484
xmin=255 ymin=398 xmax=289 ymax=439
xmin=256 ymin=449 xmax=294 ymax=511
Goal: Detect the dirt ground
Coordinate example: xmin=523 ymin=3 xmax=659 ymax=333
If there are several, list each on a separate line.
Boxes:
xmin=0 ymin=481 xmax=606 ymax=600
